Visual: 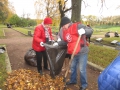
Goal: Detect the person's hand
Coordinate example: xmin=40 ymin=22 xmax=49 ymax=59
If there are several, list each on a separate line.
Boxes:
xmin=53 ymin=42 xmax=58 ymax=46
xmin=57 ymin=38 xmax=61 ymax=42
xmin=51 ymin=40 xmax=55 ymax=43
xmin=78 ymin=28 xmax=85 ymax=36
xmin=40 ymin=42 xmax=44 ymax=47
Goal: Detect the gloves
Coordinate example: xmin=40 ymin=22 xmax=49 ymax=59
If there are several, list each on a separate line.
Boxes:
xmin=53 ymin=42 xmax=58 ymax=46
xmin=40 ymin=42 xmax=44 ymax=47
xmin=57 ymin=38 xmax=61 ymax=42
xmin=78 ymin=28 xmax=85 ymax=36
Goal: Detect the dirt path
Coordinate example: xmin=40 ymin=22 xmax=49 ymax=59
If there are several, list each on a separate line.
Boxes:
xmin=0 ymin=28 xmax=101 ymax=90
xmin=0 ymin=28 xmax=35 ymax=71
xmin=91 ymin=32 xmax=115 ymax=38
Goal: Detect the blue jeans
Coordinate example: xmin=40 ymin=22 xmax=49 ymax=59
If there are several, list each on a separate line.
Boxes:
xmin=69 ymin=53 xmax=88 ymax=88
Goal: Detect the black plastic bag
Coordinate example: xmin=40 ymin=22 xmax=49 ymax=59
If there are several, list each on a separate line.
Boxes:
xmin=0 ymin=46 xmax=6 ymax=54
xmin=44 ymin=43 xmax=67 ymax=78
xmin=24 ymin=48 xmax=37 ymax=67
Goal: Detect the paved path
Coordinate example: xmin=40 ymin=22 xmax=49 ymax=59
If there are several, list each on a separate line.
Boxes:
xmin=0 ymin=28 xmax=101 ymax=90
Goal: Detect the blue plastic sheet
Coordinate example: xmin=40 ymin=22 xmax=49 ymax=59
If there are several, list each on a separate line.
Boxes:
xmin=98 ymin=55 xmax=120 ymax=90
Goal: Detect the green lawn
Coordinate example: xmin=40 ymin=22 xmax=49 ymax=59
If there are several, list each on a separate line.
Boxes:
xmin=13 ymin=27 xmax=34 ymax=35
xmin=89 ymin=44 xmax=119 ymax=68
xmin=91 ymin=36 xmax=120 ymax=47
xmin=91 ymin=25 xmax=120 ymax=46
xmin=0 ymin=45 xmax=7 ymax=89
xmin=93 ymin=25 xmax=120 ymax=34
xmin=0 ymin=24 xmax=6 ymax=37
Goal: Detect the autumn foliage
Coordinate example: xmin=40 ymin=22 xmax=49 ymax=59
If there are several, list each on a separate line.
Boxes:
xmin=4 ymin=69 xmax=72 ymax=90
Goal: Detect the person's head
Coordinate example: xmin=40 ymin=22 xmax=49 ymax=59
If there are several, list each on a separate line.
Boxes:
xmin=87 ymin=25 xmax=90 ymax=27
xmin=43 ymin=17 xmax=52 ymax=28
xmin=60 ymin=17 xmax=71 ymax=30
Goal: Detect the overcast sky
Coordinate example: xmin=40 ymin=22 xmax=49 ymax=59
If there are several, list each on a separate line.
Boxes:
xmin=9 ymin=0 xmax=120 ymax=19
xmin=82 ymin=0 xmax=120 ymax=17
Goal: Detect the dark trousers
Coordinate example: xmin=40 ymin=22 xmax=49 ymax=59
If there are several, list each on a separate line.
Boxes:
xmin=65 ymin=54 xmax=71 ymax=59
xmin=36 ymin=51 xmax=48 ymax=72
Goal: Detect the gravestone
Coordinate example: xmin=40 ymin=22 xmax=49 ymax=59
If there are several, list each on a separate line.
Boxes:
xmin=105 ymin=32 xmax=110 ymax=37
xmin=96 ymin=38 xmax=103 ymax=42
xmin=111 ymin=40 xmax=118 ymax=45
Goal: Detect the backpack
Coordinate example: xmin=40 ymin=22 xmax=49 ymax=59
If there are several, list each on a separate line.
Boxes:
xmin=77 ymin=24 xmax=93 ymax=38
xmin=77 ymin=24 xmax=93 ymax=42
xmin=84 ymin=25 xmax=93 ymax=38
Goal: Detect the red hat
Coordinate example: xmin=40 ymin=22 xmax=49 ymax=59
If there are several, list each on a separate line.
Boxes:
xmin=44 ymin=17 xmax=52 ymax=24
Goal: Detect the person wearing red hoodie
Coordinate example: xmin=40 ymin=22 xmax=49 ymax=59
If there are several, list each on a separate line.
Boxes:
xmin=32 ymin=17 xmax=54 ymax=75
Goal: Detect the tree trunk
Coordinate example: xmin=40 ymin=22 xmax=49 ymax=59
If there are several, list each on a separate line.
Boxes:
xmin=71 ymin=0 xmax=81 ymax=22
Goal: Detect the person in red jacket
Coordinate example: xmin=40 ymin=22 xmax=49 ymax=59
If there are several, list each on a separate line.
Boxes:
xmin=32 ymin=17 xmax=54 ymax=75
xmin=53 ymin=17 xmax=89 ymax=90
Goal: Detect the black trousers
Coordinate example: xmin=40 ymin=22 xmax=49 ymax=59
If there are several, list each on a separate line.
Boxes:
xmin=36 ymin=51 xmax=48 ymax=72
xmin=65 ymin=54 xmax=71 ymax=59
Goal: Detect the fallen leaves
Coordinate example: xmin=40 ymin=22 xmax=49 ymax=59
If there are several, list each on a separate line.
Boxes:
xmin=4 ymin=69 xmax=72 ymax=90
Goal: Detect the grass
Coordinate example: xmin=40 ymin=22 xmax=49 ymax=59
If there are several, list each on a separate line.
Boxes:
xmin=91 ymin=25 xmax=120 ymax=46
xmin=92 ymin=30 xmax=106 ymax=35
xmin=91 ymin=37 xmax=120 ymax=47
xmin=0 ymin=24 xmax=6 ymax=38
xmin=13 ymin=27 xmax=34 ymax=35
xmin=89 ymin=44 xmax=119 ymax=68
xmin=52 ymin=26 xmax=59 ymax=33
xmin=93 ymin=25 xmax=120 ymax=34
xmin=0 ymin=45 xmax=7 ymax=89
xmin=102 ymin=37 xmax=120 ymax=46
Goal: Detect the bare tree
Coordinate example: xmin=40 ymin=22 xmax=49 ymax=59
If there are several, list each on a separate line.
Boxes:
xmin=34 ymin=0 xmax=59 ymax=19
xmin=71 ymin=0 xmax=81 ymax=22
xmin=58 ymin=0 xmax=72 ymax=19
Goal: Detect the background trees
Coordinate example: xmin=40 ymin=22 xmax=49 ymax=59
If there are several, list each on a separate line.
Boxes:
xmin=34 ymin=0 xmax=71 ymax=25
xmin=0 ymin=0 xmax=9 ymax=23
xmin=9 ymin=14 xmax=37 ymax=27
xmin=1 ymin=0 xmax=120 ymax=27
xmin=0 ymin=0 xmax=37 ymax=27
xmin=0 ymin=0 xmax=15 ymax=23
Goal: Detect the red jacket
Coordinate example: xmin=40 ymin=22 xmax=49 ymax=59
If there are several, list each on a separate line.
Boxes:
xmin=32 ymin=24 xmax=53 ymax=52
xmin=63 ymin=23 xmax=88 ymax=54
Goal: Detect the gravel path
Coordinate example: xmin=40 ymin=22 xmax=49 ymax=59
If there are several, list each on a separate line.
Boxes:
xmin=0 ymin=28 xmax=101 ymax=90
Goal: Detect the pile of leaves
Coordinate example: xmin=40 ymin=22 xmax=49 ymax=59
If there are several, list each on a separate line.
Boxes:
xmin=4 ymin=69 xmax=71 ymax=90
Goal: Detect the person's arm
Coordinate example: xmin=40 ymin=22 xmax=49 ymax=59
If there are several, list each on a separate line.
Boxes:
xmin=57 ymin=28 xmax=67 ymax=46
xmin=33 ymin=26 xmax=43 ymax=43
xmin=53 ymin=27 xmax=68 ymax=46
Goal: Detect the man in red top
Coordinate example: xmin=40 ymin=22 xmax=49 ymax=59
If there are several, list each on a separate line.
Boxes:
xmin=53 ymin=17 xmax=89 ymax=90
xmin=32 ymin=17 xmax=54 ymax=75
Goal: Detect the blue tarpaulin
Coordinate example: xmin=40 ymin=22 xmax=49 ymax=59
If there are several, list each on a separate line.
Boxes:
xmin=98 ymin=55 xmax=120 ymax=90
